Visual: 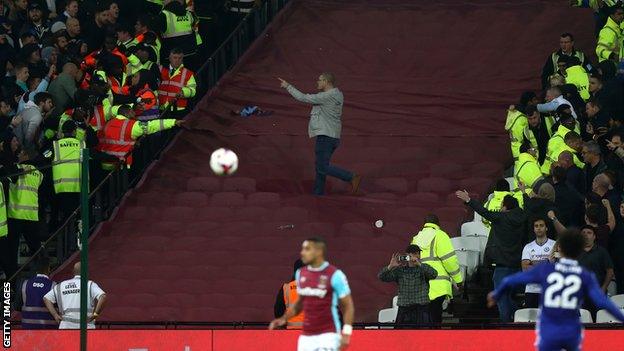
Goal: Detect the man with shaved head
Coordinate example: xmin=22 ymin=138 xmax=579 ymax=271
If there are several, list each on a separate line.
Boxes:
xmin=43 ymin=262 xmax=107 ymax=329
xmin=47 ymin=62 xmax=80 ymax=116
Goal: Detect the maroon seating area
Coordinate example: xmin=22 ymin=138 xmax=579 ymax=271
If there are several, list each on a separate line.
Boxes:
xmin=52 ymin=0 xmax=592 ymax=322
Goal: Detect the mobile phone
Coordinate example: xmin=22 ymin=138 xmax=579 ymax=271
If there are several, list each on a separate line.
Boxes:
xmin=398 ymin=254 xmax=410 ymax=262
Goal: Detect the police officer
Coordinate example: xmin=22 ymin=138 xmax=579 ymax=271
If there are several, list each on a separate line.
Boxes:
xmin=157 ymin=0 xmax=200 ymax=68
xmin=19 ymin=255 xmax=57 ymax=329
xmin=596 ymin=5 xmax=624 ymax=63
xmin=43 ymin=262 xmax=107 ymax=329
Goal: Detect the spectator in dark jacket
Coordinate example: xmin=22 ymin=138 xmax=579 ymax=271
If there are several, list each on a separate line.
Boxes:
xmin=19 ymin=2 xmax=51 ymax=44
xmin=523 ymin=182 xmax=558 ymax=239
xmin=456 ymin=190 xmax=527 ymax=322
xmin=583 ymin=141 xmax=608 ymax=192
xmin=552 ymin=167 xmax=584 ymax=228
xmin=558 ymin=150 xmax=586 ymax=195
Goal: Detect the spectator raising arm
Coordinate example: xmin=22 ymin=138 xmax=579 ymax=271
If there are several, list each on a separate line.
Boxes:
xmin=456 ymin=189 xmax=503 ymax=223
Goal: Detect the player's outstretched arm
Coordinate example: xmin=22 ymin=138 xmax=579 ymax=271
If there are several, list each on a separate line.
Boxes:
xmin=339 ymin=294 xmax=354 ymax=351
xmin=488 ymin=267 xmax=542 ymax=307
xmin=586 ymin=273 xmax=624 ymax=322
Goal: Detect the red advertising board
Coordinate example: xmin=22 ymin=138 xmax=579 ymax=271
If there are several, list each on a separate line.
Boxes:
xmin=8 ymin=329 xmax=624 ymax=351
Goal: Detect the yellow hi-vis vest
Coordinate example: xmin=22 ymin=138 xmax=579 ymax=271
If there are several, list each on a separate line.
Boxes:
xmin=505 ymin=109 xmax=528 ymax=160
xmin=411 ymin=223 xmax=463 ymax=300
xmin=522 ymin=115 xmax=555 ymax=162
xmin=52 ymin=138 xmax=85 ymax=194
xmin=514 ymin=152 xmax=543 ymax=189
xmin=482 ymin=191 xmax=524 ymax=228
xmin=282 ymin=280 xmax=304 ymax=329
xmin=8 ymin=164 xmax=43 ymax=221
xmin=541 ymin=125 xmax=583 ymax=174
xmin=565 ymin=65 xmax=590 ymax=101
xmin=596 ymin=16 xmax=621 ymax=62
xmin=161 ymin=10 xmax=194 ymax=39
xmin=0 ymin=183 xmax=7 ymax=237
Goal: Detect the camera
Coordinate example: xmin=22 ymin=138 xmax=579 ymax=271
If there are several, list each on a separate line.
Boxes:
xmin=398 ymin=254 xmax=410 ymax=262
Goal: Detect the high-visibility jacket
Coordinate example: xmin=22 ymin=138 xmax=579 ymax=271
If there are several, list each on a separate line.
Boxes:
xmin=158 ymin=65 xmax=196 ymax=110
xmin=549 ymin=50 xmax=586 ymax=73
xmin=565 ymin=65 xmax=590 ymax=101
xmin=505 ymin=109 xmax=528 ymax=160
xmin=572 ymin=0 xmax=618 ymax=11
xmin=81 ymin=48 xmax=128 ymax=72
xmin=0 ymin=183 xmax=7 ymax=237
xmin=136 ymin=86 xmax=160 ymax=121
xmin=541 ymin=125 xmax=583 ymax=174
xmin=56 ymin=109 xmax=85 ymax=141
xmin=97 ymin=115 xmax=177 ymax=168
xmin=129 ymin=32 xmax=162 ymax=64
xmin=596 ymin=16 xmax=621 ymax=62
xmin=108 ymin=73 xmax=130 ymax=95
xmin=482 ymin=190 xmax=524 ymax=228
xmin=411 ymin=223 xmax=463 ymax=300
xmin=522 ymin=116 xmax=555 ymax=162
xmin=161 ymin=9 xmax=195 ymax=42
xmin=8 ymin=164 xmax=43 ymax=221
xmin=514 ymin=152 xmax=543 ymax=190
xmin=52 ymin=138 xmax=85 ymax=194
xmin=282 ymin=280 xmax=304 ymax=329
xmin=96 ymin=116 xmax=137 ymax=166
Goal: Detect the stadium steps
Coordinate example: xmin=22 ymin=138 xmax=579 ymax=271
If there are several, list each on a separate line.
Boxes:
xmin=45 ymin=0 xmax=594 ymax=323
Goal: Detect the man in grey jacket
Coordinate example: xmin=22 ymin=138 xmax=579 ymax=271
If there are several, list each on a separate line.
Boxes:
xmin=15 ymin=92 xmax=54 ymax=157
xmin=278 ymin=73 xmax=360 ymax=195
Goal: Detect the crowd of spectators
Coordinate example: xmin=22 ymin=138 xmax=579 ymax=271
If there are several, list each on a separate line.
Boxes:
xmin=452 ymin=3 xmax=624 ymax=322
xmin=0 ymin=0 xmax=260 ymax=282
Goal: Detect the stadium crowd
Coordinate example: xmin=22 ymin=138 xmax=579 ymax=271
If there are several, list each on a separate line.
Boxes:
xmin=450 ymin=3 xmax=624 ymax=323
xmin=0 ymin=0 xmax=262 ymax=285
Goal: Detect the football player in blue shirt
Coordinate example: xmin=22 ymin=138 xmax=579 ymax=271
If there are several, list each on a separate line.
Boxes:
xmin=487 ymin=229 xmax=624 ymax=351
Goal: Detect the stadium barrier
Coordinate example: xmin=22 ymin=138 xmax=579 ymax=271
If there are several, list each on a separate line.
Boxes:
xmin=10 ymin=329 xmax=624 ymax=351
xmin=7 ymin=0 xmax=293 ymax=286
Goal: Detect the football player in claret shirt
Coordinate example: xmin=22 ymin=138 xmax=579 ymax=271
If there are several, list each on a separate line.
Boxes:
xmin=488 ymin=229 xmax=624 ymax=351
xmin=269 ymin=237 xmax=355 ymax=351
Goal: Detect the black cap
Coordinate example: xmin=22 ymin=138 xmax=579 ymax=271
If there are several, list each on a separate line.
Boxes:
xmin=62 ymin=119 xmax=77 ymax=134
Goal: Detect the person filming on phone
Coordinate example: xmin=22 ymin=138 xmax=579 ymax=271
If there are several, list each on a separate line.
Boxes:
xmin=378 ymin=244 xmax=437 ymax=326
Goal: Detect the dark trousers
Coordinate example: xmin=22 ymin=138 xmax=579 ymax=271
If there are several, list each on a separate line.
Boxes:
xmin=524 ymin=292 xmax=540 ymax=308
xmin=493 ymin=267 xmax=519 ymax=322
xmin=51 ymin=192 xmax=79 ymax=230
xmin=428 ymin=296 xmax=446 ymax=324
xmin=396 ymin=304 xmax=430 ymax=327
xmin=1 ymin=219 xmax=42 ymax=278
xmin=314 ymin=135 xmax=353 ymax=195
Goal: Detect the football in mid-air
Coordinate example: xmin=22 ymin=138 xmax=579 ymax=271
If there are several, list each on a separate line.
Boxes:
xmin=210 ymin=148 xmax=239 ymax=176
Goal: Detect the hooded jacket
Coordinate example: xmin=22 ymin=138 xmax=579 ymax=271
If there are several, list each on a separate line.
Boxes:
xmin=465 ymin=199 xmax=528 ymax=268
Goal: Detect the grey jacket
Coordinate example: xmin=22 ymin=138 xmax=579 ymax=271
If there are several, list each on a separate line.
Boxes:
xmin=286 ymin=85 xmax=343 ymax=139
xmin=14 ymin=101 xmax=43 ymax=156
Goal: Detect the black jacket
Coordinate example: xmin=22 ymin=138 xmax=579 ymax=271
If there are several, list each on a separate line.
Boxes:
xmin=524 ymin=196 xmax=558 ymax=239
xmin=466 ymin=199 xmax=528 ymax=268
xmin=553 ymin=181 xmax=584 ymax=228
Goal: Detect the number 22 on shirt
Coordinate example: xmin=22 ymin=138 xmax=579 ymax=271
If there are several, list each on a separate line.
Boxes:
xmin=543 ymin=272 xmax=581 ymax=309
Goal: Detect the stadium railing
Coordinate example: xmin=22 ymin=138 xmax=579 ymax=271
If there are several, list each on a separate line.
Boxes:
xmin=6 ymin=0 xmax=293 ymax=286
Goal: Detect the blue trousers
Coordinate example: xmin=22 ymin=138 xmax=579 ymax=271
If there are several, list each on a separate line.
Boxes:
xmin=493 ymin=266 xmax=519 ymax=323
xmin=314 ymin=135 xmax=353 ymax=195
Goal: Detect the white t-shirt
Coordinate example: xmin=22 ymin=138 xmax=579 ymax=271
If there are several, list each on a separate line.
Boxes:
xmin=522 ymin=239 xmax=556 ymax=293
xmin=43 ymin=275 xmax=105 ymax=329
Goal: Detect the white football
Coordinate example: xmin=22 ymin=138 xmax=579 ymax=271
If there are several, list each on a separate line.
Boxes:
xmin=210 ymin=148 xmax=239 ymax=176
